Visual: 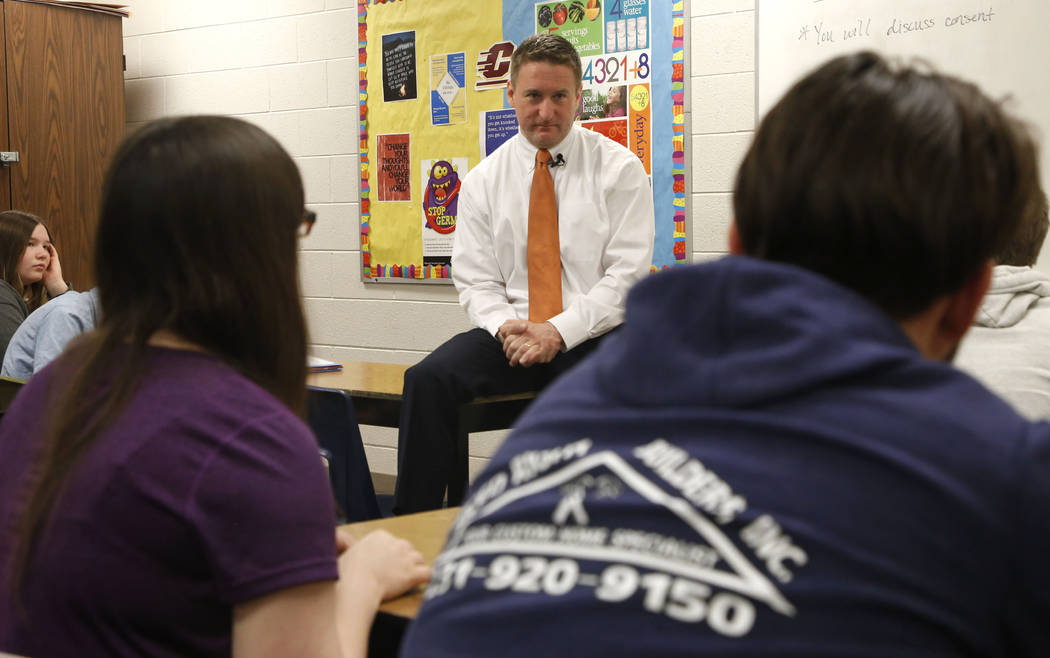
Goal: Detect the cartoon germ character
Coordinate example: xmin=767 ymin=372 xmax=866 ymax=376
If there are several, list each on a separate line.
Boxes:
xmin=423 ymin=160 xmax=461 ymax=234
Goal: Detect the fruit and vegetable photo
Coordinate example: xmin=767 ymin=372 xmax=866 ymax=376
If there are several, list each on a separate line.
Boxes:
xmin=585 ymin=0 xmax=601 ymax=21
xmin=552 ymin=3 xmax=567 ymax=26
xmin=568 ymin=1 xmax=585 ymax=23
xmin=537 ymin=4 xmax=552 ymax=28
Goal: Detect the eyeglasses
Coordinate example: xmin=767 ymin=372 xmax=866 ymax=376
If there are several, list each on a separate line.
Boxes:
xmin=299 ymin=209 xmax=317 ymax=238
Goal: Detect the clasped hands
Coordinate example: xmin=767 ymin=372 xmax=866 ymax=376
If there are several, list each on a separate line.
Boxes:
xmin=497 ymin=319 xmax=564 ymax=367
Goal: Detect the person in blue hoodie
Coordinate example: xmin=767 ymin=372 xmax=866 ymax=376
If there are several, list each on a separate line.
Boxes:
xmin=399 ymin=51 xmax=1049 ymax=657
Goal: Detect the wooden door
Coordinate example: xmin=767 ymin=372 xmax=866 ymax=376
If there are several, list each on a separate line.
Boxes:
xmin=0 ymin=7 xmax=11 ymax=212
xmin=4 ymin=0 xmax=125 ymax=288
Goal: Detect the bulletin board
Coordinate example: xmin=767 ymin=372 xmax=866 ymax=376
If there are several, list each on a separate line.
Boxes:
xmin=358 ymin=0 xmax=687 ymax=282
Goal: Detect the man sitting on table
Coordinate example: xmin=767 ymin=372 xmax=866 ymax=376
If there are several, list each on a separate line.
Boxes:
xmin=399 ymin=52 xmax=1050 ymax=656
xmin=393 ymin=34 xmax=655 ymax=514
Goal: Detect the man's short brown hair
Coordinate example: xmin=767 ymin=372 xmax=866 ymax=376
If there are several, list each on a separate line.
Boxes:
xmin=994 ymin=190 xmax=1049 ymax=266
xmin=734 ymin=52 xmax=1041 ymax=319
xmin=510 ymin=34 xmax=582 ymax=89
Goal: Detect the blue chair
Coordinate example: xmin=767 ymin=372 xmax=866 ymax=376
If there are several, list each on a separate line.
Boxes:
xmin=306 ymin=385 xmax=382 ymax=522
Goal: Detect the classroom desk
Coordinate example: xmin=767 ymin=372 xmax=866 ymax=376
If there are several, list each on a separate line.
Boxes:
xmin=308 ymin=361 xmax=536 ymax=504
xmin=308 ymin=362 xmax=406 ymax=427
xmin=341 ymin=506 xmax=459 ymax=619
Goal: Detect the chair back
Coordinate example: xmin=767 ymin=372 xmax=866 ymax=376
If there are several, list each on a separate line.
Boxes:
xmin=306 ymin=385 xmax=382 ymax=522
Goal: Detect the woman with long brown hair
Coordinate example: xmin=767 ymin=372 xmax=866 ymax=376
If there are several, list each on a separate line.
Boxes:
xmin=0 ymin=116 xmax=428 ymax=657
xmin=0 ymin=210 xmax=68 ymax=357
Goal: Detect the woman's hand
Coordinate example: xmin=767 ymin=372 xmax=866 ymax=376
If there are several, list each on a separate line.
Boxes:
xmin=333 ymin=528 xmax=431 ymax=657
xmin=338 ymin=529 xmax=430 ymax=603
xmin=43 ymin=244 xmax=68 ymax=297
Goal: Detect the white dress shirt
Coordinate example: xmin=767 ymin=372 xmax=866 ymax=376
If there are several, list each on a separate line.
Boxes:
xmin=451 ymin=125 xmax=655 ymax=350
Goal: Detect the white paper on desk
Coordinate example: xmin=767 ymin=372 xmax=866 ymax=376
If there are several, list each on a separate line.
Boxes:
xmin=307 ymin=355 xmax=342 ymax=372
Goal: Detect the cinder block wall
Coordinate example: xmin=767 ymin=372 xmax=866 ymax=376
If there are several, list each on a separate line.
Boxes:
xmin=121 ymin=0 xmax=757 ymax=478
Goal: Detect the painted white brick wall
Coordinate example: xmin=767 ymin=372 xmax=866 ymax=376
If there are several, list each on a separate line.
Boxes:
xmin=691 ymin=0 xmax=755 ymax=261
xmin=121 ymin=0 xmax=757 ymax=478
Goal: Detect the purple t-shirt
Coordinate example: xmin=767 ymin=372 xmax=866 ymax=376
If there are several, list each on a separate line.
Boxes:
xmin=0 ymin=347 xmax=338 ymax=657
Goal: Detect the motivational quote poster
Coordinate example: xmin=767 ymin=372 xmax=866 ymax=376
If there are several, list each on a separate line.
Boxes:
xmin=480 ymin=109 xmax=519 ymax=157
xmin=376 ymin=133 xmax=412 ymax=202
xmin=382 ymin=31 xmax=417 ymax=102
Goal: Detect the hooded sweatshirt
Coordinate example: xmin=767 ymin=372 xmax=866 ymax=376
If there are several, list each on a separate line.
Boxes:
xmin=402 ymin=257 xmax=1050 ymax=658
xmin=955 ymin=265 xmax=1050 ymax=421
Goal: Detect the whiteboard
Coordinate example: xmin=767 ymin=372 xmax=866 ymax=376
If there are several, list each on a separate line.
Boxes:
xmin=757 ymin=0 xmax=1050 ymax=269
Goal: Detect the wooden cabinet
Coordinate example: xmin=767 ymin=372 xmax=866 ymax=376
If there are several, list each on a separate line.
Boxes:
xmin=0 ymin=0 xmax=125 ymax=288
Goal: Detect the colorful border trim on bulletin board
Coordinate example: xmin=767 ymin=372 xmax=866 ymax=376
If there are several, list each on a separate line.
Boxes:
xmin=359 ymin=0 xmax=438 ymax=280
xmin=358 ymin=0 xmax=371 ymax=275
xmin=358 ymin=0 xmax=686 ymax=281
xmin=671 ymin=1 xmax=686 ymax=264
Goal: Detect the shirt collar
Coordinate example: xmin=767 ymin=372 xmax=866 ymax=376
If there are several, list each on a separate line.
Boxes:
xmin=517 ymin=125 xmax=578 ymax=163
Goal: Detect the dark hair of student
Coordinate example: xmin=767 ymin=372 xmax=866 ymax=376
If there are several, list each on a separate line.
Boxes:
xmin=510 ymin=34 xmax=582 ymax=89
xmin=11 ymin=116 xmax=309 ymax=596
xmin=733 ymin=51 xmax=1041 ymax=319
xmin=994 ymin=190 xmax=1049 ymax=267
xmin=0 ymin=210 xmax=49 ymax=311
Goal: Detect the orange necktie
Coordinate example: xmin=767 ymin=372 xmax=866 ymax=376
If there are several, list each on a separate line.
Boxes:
xmin=527 ymin=149 xmax=562 ymax=322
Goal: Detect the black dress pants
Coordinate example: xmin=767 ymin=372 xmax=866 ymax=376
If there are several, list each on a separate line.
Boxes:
xmin=392 ymin=327 xmax=606 ymax=514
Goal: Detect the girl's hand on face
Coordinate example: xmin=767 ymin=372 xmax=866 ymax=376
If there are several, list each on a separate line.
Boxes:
xmin=43 ymin=243 xmax=68 ymax=297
